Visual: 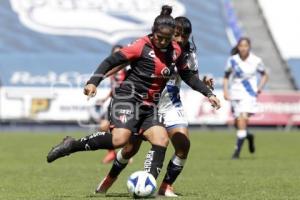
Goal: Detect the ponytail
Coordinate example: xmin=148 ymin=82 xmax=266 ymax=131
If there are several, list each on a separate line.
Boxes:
xmin=153 ymin=5 xmax=175 ymax=32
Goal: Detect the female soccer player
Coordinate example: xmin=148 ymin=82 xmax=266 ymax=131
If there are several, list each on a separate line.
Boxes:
xmin=223 ymin=37 xmax=268 ymax=159
xmin=95 ymin=16 xmax=215 ymax=197
xmin=47 ymin=6 xmax=220 ymax=182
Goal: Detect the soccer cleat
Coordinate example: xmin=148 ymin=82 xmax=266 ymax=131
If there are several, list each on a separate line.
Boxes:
xmin=102 ymin=150 xmax=117 ymax=164
xmin=158 ymin=182 xmax=178 ymax=197
xmin=231 ymin=151 xmax=240 ymax=160
xmin=47 ymin=136 xmax=76 ymax=163
xmin=95 ymin=175 xmax=117 ymax=194
xmin=247 ymin=134 xmax=255 ymax=153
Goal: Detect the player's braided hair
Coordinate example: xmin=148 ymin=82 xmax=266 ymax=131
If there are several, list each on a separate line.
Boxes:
xmin=153 ymin=5 xmax=176 ymax=32
xmin=231 ymin=37 xmax=251 ymax=55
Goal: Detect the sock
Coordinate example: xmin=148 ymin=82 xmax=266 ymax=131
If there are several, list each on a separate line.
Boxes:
xmin=163 ymin=155 xmax=186 ymax=185
xmin=235 ymin=130 xmax=247 ymax=153
xmin=246 ymin=130 xmax=253 ymax=139
xmin=70 ymin=132 xmax=114 ymax=153
xmin=144 ymin=145 xmax=167 ymax=179
xmin=108 ymin=149 xmax=129 ymax=178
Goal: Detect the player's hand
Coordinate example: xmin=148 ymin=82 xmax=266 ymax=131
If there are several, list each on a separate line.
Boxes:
xmin=257 ymin=89 xmax=262 ymax=96
xmin=208 ymin=95 xmax=221 ymax=110
xmin=84 ymin=84 xmax=97 ymax=100
xmin=223 ymin=91 xmax=230 ymax=101
xmin=203 ymin=76 xmax=214 ymax=90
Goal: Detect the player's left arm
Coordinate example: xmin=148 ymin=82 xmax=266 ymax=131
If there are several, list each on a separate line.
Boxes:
xmin=257 ymin=60 xmax=269 ymax=94
xmin=178 ymin=68 xmax=221 ymax=109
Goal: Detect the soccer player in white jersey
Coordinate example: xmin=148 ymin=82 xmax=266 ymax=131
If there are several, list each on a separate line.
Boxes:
xmin=95 ymin=16 xmax=217 ymax=197
xmin=156 ymin=16 xmax=216 ymax=196
xmin=223 ymin=37 xmax=268 ymax=159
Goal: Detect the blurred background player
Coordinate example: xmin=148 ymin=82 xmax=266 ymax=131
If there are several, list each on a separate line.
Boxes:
xmin=95 ymin=16 xmax=216 ymax=197
xmin=157 ymin=16 xmax=215 ymax=197
xmin=89 ymin=44 xmax=130 ymax=164
xmin=223 ymin=37 xmax=268 ymax=159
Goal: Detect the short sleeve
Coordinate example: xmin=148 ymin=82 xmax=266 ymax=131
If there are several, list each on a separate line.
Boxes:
xmin=257 ymin=59 xmax=266 ymax=73
xmin=119 ymin=39 xmax=145 ymax=61
xmin=176 ymin=53 xmax=188 ymax=71
xmin=186 ymin=52 xmax=199 ymax=71
xmin=225 ymin=57 xmax=232 ymax=73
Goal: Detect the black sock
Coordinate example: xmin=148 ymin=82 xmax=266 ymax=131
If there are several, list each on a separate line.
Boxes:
xmin=163 ymin=155 xmax=185 ymax=185
xmin=235 ymin=137 xmax=245 ymax=153
xmin=70 ymin=132 xmax=114 ymax=153
xmin=246 ymin=131 xmax=253 ymax=139
xmin=144 ymin=145 xmax=167 ymax=179
xmin=108 ymin=150 xmax=129 ymax=178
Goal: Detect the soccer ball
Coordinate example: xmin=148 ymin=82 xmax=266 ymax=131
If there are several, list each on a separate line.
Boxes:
xmin=127 ymin=171 xmax=157 ymax=198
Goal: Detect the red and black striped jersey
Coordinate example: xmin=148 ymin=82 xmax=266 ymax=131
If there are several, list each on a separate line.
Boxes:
xmin=116 ymin=35 xmax=182 ymax=104
xmin=87 ymin=35 xmax=213 ymax=105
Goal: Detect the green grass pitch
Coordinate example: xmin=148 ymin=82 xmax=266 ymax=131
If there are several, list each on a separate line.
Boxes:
xmin=0 ymin=130 xmax=300 ymax=200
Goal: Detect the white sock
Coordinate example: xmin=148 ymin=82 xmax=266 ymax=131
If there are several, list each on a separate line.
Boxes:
xmin=171 ymin=155 xmax=186 ymax=167
xmin=116 ymin=149 xmax=129 ymax=164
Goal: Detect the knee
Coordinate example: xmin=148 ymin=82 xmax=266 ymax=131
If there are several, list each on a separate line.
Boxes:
xmin=175 ymin=138 xmax=190 ymax=159
xmin=156 ymin=134 xmax=169 ymax=147
xmin=122 ymin=144 xmax=139 ymax=159
xmin=99 ymin=123 xmax=109 ymax=132
xmin=112 ymin=137 xmax=127 ymax=147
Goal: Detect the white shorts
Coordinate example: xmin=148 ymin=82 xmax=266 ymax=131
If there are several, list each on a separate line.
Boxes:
xmin=159 ymin=106 xmax=188 ymax=130
xmin=231 ymin=98 xmax=258 ymax=118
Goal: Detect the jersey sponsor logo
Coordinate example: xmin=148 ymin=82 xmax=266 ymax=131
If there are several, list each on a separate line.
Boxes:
xmin=148 ymin=50 xmax=155 ymax=58
xmin=118 ymin=109 xmax=133 ymax=115
xmin=117 ymin=109 xmax=132 ymax=123
xmin=119 ymin=114 xmax=128 ymax=124
xmin=161 ymin=67 xmax=171 ymax=77
xmin=10 ymin=0 xmax=185 ymax=44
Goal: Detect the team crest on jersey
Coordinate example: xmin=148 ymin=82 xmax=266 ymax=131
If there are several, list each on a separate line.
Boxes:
xmin=10 ymin=0 xmax=185 ymax=44
xmin=161 ymin=67 xmax=171 ymax=78
xmin=119 ymin=114 xmax=128 ymax=124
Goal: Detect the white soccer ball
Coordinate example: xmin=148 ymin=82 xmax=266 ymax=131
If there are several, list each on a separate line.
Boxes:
xmin=127 ymin=171 xmax=157 ymax=198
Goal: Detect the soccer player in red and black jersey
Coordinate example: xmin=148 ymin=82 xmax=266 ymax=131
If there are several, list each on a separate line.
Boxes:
xmin=47 ymin=5 xmax=220 ymax=182
xmin=95 ymin=16 xmax=216 ymax=196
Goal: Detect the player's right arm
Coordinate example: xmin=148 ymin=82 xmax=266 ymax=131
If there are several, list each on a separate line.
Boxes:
xmin=84 ymin=39 xmax=144 ymax=97
xmin=223 ymin=58 xmax=232 ymax=101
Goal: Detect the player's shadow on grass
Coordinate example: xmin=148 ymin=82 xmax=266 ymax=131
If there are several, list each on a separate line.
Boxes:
xmin=86 ymin=193 xmax=130 ymax=198
xmin=87 ymin=193 xmax=157 ymax=199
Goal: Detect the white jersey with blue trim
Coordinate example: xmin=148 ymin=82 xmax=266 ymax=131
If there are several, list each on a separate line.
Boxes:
xmin=158 ymin=50 xmax=199 ymax=112
xmin=225 ymin=53 xmax=265 ymax=100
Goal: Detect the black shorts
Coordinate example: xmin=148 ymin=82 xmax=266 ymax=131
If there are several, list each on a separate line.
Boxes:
xmin=108 ymin=98 xmax=163 ymax=134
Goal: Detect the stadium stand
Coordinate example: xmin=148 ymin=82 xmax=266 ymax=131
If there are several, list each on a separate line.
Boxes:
xmin=288 ymin=60 xmax=300 ymax=89
xmin=2 ymin=0 xmax=298 ymax=126
xmin=232 ymin=0 xmax=297 ymax=90
xmin=257 ymin=0 xmax=300 ymax=90
xmin=0 ymin=0 xmax=231 ymax=88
